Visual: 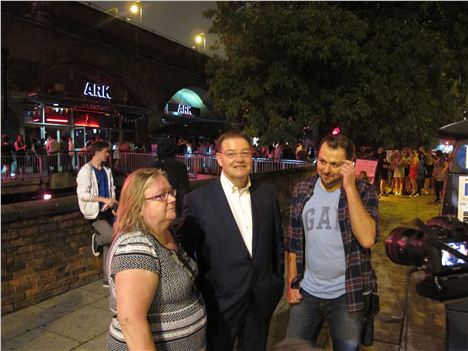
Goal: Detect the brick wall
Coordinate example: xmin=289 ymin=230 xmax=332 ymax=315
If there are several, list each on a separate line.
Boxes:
xmin=1 ymin=197 xmax=102 ymax=315
xmin=1 ymin=167 xmax=315 ymax=315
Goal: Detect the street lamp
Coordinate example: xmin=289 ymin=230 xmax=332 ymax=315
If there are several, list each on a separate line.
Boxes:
xmin=195 ymin=33 xmax=206 ymax=52
xmin=106 ymin=7 xmax=118 ymax=14
xmin=129 ymin=1 xmax=142 ymax=24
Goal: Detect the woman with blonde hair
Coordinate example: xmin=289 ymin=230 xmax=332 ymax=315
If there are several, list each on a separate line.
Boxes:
xmin=107 ymin=168 xmax=206 ymax=351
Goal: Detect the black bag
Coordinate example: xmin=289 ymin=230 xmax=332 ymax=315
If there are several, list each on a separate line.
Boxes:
xmin=361 ymin=291 xmax=380 ymax=346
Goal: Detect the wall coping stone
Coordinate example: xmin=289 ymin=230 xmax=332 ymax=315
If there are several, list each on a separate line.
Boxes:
xmin=1 ymin=196 xmax=80 ymax=224
xmin=1 ymin=167 xmax=314 ymax=224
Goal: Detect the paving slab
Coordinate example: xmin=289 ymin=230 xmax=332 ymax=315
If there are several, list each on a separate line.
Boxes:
xmin=35 ymin=286 xmax=109 ymax=314
xmin=402 ymin=271 xmax=446 ymax=351
xmin=79 ymin=280 xmax=108 ymax=294
xmin=71 ymin=331 xmax=107 ymax=351
xmin=89 ymin=296 xmax=110 ymax=311
xmin=1 ymin=305 xmax=47 ymax=341
xmin=1 ymin=328 xmax=80 ymax=351
xmin=43 ymin=305 xmax=111 ymax=342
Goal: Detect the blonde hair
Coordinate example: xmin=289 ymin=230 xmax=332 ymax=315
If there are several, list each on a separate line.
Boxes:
xmin=113 ymin=168 xmax=168 ymax=239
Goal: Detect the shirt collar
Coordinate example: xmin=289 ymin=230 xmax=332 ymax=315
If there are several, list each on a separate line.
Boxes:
xmin=220 ymin=171 xmax=251 ymax=194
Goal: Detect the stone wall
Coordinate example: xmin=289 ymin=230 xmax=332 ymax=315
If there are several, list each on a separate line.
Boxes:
xmin=1 ymin=167 xmax=314 ymax=314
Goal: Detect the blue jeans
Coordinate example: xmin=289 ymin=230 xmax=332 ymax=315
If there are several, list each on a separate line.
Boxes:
xmin=287 ymin=289 xmax=364 ymax=351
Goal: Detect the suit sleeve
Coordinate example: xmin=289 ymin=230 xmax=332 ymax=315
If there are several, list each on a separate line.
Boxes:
xmin=176 ymin=192 xmax=202 ymax=260
xmin=177 ymin=163 xmax=191 ymax=206
xmin=273 ymin=190 xmax=285 ymax=276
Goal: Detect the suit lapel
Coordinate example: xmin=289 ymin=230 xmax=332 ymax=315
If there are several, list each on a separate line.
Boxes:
xmin=250 ymin=182 xmax=260 ymax=258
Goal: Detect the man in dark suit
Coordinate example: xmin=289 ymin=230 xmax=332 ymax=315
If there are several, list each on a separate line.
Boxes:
xmin=153 ymin=138 xmax=190 ymax=216
xmin=179 ymin=131 xmax=284 ymax=351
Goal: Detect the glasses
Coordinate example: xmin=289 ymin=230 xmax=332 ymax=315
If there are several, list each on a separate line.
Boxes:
xmin=220 ymin=151 xmax=252 ymax=159
xmin=145 ymin=189 xmax=177 ymax=202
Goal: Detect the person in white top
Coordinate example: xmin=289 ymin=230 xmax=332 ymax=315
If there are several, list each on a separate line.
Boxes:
xmin=76 ymin=141 xmax=117 ymax=286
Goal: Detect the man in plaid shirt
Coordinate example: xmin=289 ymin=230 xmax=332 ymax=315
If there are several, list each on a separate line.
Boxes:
xmin=286 ymin=133 xmax=379 ymax=351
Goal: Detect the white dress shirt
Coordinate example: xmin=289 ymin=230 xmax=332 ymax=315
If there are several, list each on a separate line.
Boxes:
xmin=220 ymin=172 xmax=253 ymax=256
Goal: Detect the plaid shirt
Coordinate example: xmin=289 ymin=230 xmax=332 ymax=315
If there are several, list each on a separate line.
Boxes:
xmin=286 ymin=175 xmax=379 ymax=312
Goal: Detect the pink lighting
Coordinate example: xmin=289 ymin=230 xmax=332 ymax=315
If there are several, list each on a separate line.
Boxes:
xmin=43 ymin=193 xmax=52 ymax=200
xmin=332 ymin=127 xmax=341 ymax=135
xmin=46 ymin=118 xmax=69 ymax=123
xmin=75 ymin=122 xmax=100 ymax=128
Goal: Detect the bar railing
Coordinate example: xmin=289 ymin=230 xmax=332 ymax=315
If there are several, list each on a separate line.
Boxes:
xmin=1 ymin=152 xmax=309 ymax=182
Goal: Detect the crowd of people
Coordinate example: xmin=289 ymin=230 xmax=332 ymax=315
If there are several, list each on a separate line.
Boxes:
xmin=157 ymin=138 xmax=317 ymax=163
xmin=1 ymin=133 xmax=76 ymax=179
xmin=2 ymin=131 xmax=321 ymax=182
xmin=373 ymin=146 xmax=449 ymax=202
xmin=76 ymin=131 xmax=384 ymax=351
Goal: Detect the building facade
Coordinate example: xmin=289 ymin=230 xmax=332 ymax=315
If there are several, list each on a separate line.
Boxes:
xmin=2 ymin=1 xmax=224 ymax=150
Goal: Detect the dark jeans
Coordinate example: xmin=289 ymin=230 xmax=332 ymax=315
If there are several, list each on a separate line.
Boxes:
xmin=88 ymin=210 xmax=114 ymax=283
xmin=434 ymin=180 xmax=444 ymax=201
xmin=287 ymin=289 xmax=364 ymax=351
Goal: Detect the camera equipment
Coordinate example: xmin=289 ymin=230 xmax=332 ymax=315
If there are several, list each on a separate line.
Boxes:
xmin=385 ymin=215 xmax=468 ymax=302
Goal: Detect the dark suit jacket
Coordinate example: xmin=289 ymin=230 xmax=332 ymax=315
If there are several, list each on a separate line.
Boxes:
xmin=179 ymin=178 xmax=284 ymax=328
xmin=153 ymin=157 xmax=190 ymax=216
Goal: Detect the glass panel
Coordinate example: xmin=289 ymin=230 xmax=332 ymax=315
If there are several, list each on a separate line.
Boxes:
xmin=24 ymin=102 xmax=41 ymax=123
xmin=451 ymin=139 xmax=468 ymax=174
xmin=74 ymin=128 xmax=85 ymax=150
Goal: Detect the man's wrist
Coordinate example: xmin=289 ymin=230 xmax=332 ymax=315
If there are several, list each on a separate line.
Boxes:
xmin=344 ymin=183 xmax=358 ymax=195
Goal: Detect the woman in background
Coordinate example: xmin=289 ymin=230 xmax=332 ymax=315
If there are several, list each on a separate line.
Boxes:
xmin=408 ymin=150 xmax=420 ymax=196
xmin=1 ymin=134 xmax=14 ymax=180
xmin=14 ymin=134 xmax=27 ymax=180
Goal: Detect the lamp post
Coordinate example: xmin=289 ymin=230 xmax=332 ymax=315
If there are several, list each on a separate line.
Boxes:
xmin=130 ymin=1 xmax=142 ymax=24
xmin=195 ymin=33 xmax=206 ymax=52
xmin=106 ymin=7 xmax=118 ymax=14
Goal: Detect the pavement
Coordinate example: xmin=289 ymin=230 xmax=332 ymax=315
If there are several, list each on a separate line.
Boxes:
xmin=2 ymin=192 xmax=450 ymax=350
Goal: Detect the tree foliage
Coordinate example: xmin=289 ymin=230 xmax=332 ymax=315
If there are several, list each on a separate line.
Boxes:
xmin=205 ymin=2 xmax=468 ymax=147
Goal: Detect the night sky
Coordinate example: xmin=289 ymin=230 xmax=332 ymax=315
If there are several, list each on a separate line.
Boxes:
xmin=89 ymin=1 xmax=217 ymax=51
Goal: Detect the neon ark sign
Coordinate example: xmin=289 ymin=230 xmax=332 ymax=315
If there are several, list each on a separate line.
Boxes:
xmin=83 ymin=82 xmax=112 ymax=99
xmin=166 ymin=103 xmax=200 ymax=116
xmin=177 ymin=104 xmax=192 ymax=115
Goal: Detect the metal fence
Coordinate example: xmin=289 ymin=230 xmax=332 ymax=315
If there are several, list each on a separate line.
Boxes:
xmin=175 ymin=154 xmax=220 ymax=178
xmin=1 ymin=152 xmax=92 ymax=181
xmin=1 ymin=152 xmax=309 ymax=181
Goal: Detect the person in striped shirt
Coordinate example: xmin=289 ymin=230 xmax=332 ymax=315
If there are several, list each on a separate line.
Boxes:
xmin=107 ymin=168 xmax=206 ymax=351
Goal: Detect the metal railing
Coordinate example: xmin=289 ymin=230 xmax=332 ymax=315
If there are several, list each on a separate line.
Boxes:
xmin=252 ymin=157 xmax=310 ymax=173
xmin=175 ymin=154 xmax=220 ymax=178
xmin=1 ymin=152 xmax=309 ymax=182
xmin=114 ymin=152 xmax=158 ymax=173
xmin=1 ymin=153 xmax=88 ymax=181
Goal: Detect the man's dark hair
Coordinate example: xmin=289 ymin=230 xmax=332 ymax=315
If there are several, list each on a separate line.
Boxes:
xmin=89 ymin=140 xmax=110 ymax=156
xmin=215 ymin=130 xmax=252 ymax=152
xmin=319 ymin=134 xmax=356 ymax=160
xmin=2 ymin=134 xmax=9 ymax=143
